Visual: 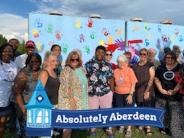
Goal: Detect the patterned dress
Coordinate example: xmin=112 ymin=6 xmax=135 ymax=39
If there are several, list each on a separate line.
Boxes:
xmin=58 ymin=66 xmax=88 ymax=110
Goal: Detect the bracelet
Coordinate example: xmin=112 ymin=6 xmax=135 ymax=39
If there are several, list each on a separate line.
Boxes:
xmin=129 ymin=93 xmax=133 ymax=96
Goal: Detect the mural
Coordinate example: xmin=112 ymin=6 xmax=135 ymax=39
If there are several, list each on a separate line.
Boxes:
xmin=127 ymin=21 xmax=184 ymax=60
xmin=29 ymin=13 xmax=126 ymax=63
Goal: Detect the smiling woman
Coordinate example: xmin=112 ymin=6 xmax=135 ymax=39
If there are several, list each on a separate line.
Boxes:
xmin=58 ymin=50 xmax=88 ymax=138
xmin=0 ymin=43 xmax=18 ymax=138
xmin=13 ymin=53 xmax=42 ymax=137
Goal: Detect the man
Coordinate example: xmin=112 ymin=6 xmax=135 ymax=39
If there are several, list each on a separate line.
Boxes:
xmin=8 ymin=38 xmax=21 ymax=58
xmin=15 ymin=40 xmax=36 ymax=70
xmin=85 ymin=45 xmax=114 ymax=138
xmin=148 ymin=48 xmax=160 ymax=68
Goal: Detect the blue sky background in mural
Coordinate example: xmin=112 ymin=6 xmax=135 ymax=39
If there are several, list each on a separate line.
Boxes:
xmin=29 ymin=13 xmax=125 ymax=63
xmin=127 ymin=21 xmax=184 ymax=60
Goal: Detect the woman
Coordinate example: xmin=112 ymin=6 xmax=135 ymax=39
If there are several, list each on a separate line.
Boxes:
xmin=105 ymin=50 xmax=117 ymax=70
xmin=13 ymin=53 xmax=42 ymax=137
xmin=155 ymin=51 xmax=183 ymax=137
xmin=132 ymin=48 xmax=155 ymax=136
xmin=0 ymin=43 xmax=18 ymax=138
xmin=114 ymin=54 xmax=137 ymax=137
xmin=50 ymin=44 xmax=63 ymax=76
xmin=58 ymin=50 xmax=88 ymax=138
xmin=39 ymin=52 xmax=60 ymax=106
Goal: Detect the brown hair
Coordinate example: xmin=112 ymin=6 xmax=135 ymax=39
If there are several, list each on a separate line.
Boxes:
xmin=65 ymin=50 xmax=82 ymax=68
xmin=164 ymin=51 xmax=177 ymax=62
xmin=124 ymin=51 xmax=132 ymax=59
xmin=139 ymin=48 xmax=148 ymax=55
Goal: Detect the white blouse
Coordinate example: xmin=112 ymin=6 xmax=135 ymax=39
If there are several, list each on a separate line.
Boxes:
xmin=0 ymin=61 xmax=18 ymax=107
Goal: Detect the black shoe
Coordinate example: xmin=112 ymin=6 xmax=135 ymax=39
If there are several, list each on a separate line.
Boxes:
xmin=160 ymin=128 xmax=172 ymax=136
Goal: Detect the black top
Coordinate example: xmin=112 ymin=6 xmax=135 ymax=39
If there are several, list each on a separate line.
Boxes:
xmin=156 ymin=63 xmax=181 ymax=90
xmin=44 ymin=70 xmax=60 ymax=105
xmin=155 ymin=63 xmax=182 ymax=99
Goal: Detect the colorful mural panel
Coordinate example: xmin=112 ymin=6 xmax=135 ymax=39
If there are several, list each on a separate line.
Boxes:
xmin=29 ymin=13 xmax=126 ymax=63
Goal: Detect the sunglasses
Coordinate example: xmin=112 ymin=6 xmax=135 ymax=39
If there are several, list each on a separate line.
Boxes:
xmin=70 ymin=58 xmax=79 ymax=62
xmin=139 ymin=53 xmax=147 ymax=56
xmin=165 ymin=56 xmax=174 ymax=59
xmin=106 ymin=53 xmax=112 ymax=56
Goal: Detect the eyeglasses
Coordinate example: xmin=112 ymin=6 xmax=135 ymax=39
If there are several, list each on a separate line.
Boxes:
xmin=106 ymin=53 xmax=112 ymax=56
xmin=70 ymin=58 xmax=79 ymax=62
xmin=139 ymin=53 xmax=147 ymax=56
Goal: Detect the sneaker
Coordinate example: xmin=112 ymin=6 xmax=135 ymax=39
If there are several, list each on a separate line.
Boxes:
xmin=160 ymin=128 xmax=172 ymax=136
xmin=125 ymin=130 xmax=132 ymax=138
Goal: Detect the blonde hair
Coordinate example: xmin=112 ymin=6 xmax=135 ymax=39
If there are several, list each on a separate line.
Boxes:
xmin=65 ymin=50 xmax=82 ymax=67
xmin=139 ymin=48 xmax=148 ymax=55
xmin=42 ymin=51 xmax=57 ymax=69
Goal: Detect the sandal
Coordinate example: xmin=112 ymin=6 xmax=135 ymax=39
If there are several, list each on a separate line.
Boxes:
xmin=125 ymin=130 xmax=132 ymax=138
xmin=138 ymin=126 xmax=143 ymax=131
xmin=119 ymin=126 xmax=124 ymax=133
xmin=146 ymin=128 xmax=153 ymax=136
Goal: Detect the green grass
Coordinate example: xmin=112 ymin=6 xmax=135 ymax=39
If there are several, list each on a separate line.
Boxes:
xmin=71 ymin=127 xmax=171 ymax=138
xmin=4 ymin=127 xmax=171 ymax=138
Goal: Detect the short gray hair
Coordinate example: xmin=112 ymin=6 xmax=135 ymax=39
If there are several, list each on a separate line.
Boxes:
xmin=117 ymin=54 xmax=128 ymax=63
xmin=148 ymin=48 xmax=157 ymax=55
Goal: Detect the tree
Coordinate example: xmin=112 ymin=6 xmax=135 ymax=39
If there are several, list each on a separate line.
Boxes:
xmin=0 ymin=34 xmax=8 ymax=46
xmin=17 ymin=40 xmax=26 ymax=54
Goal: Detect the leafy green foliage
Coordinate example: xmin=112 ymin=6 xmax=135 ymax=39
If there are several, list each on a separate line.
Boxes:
xmin=0 ymin=34 xmax=8 ymax=46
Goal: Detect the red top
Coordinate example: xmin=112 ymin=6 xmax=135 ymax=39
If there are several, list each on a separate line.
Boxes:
xmin=175 ymin=72 xmax=184 ymax=95
xmin=111 ymin=63 xmax=118 ymax=70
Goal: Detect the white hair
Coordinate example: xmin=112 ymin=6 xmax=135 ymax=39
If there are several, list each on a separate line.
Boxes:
xmin=117 ymin=54 xmax=128 ymax=63
xmin=148 ymin=48 xmax=157 ymax=55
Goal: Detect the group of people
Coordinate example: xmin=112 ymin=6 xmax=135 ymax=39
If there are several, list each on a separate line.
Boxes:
xmin=0 ymin=38 xmax=184 ymax=138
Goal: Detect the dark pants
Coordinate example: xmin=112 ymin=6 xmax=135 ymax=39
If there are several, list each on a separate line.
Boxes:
xmin=15 ymin=104 xmax=26 ymax=138
xmin=136 ymin=100 xmax=152 ymax=107
xmin=156 ymin=97 xmax=184 ymax=137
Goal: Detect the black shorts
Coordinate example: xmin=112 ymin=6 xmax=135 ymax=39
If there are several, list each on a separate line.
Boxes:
xmin=0 ymin=105 xmax=12 ymax=117
xmin=113 ymin=92 xmax=134 ymax=107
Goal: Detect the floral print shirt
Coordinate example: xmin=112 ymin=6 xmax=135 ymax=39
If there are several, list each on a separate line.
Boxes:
xmin=85 ymin=57 xmax=113 ymax=97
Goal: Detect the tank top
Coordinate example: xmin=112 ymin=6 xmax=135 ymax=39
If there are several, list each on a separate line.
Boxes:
xmin=22 ymin=67 xmax=38 ymax=104
xmin=133 ymin=62 xmax=154 ymax=103
xmin=44 ymin=70 xmax=60 ymax=105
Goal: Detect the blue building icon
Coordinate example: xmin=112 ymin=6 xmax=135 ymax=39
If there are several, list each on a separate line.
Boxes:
xmin=26 ymin=80 xmax=53 ymax=136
